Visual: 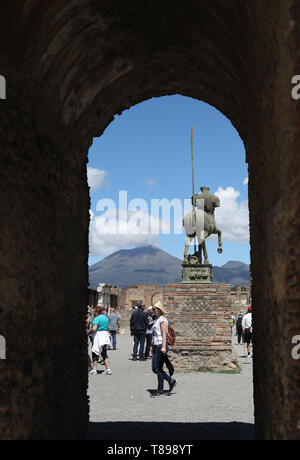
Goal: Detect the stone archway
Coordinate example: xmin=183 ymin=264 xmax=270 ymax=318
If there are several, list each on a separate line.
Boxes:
xmin=0 ymin=1 xmax=299 ymax=440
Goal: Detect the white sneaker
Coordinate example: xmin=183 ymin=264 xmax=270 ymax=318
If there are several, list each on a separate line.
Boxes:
xmin=105 ymin=369 xmax=112 ymax=375
xmin=89 ymin=370 xmax=97 ymax=375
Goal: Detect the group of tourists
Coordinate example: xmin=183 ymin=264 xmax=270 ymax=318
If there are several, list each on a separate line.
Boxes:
xmin=232 ymin=306 xmax=253 ymax=358
xmin=86 ymin=300 xmax=177 ymax=396
xmin=87 ymin=301 xmax=253 ymax=393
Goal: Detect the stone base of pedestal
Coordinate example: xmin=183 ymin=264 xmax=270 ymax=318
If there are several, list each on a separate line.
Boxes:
xmin=168 ymin=345 xmax=236 ymax=373
xmin=163 ymin=283 xmax=236 ymax=372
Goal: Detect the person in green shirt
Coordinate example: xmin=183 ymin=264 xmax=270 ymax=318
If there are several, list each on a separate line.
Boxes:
xmin=88 ymin=307 xmax=112 ymax=375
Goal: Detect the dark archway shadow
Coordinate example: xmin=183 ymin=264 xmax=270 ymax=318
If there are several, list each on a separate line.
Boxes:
xmin=86 ymin=421 xmax=254 ymax=441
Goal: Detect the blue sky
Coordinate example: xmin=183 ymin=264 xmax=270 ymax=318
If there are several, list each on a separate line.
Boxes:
xmin=88 ymin=95 xmax=250 ymax=267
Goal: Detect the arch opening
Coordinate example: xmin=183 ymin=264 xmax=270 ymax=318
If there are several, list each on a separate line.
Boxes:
xmin=86 ymin=94 xmax=253 ymax=439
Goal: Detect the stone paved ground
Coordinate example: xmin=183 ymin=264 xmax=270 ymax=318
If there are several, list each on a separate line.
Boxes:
xmin=87 ymin=331 xmax=254 ymax=440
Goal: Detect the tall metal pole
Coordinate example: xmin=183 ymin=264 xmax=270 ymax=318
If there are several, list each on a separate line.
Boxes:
xmin=191 ymin=126 xmax=197 ymax=255
xmin=191 ymin=126 xmax=195 ymax=197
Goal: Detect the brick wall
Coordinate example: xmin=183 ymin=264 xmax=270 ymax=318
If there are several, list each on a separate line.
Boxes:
xmin=163 ymin=284 xmax=234 ymax=372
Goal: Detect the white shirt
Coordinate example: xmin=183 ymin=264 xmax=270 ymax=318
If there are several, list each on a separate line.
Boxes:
xmin=242 ymin=313 xmax=252 ymax=333
xmin=152 ymin=316 xmax=168 ymax=346
xmin=92 ymin=330 xmax=111 ymax=356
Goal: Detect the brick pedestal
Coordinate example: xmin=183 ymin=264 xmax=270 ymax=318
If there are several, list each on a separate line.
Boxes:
xmin=163 ymin=284 xmax=234 ymax=372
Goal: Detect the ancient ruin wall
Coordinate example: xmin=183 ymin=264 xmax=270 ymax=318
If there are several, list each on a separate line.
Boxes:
xmin=0 ymin=64 xmax=90 ymax=439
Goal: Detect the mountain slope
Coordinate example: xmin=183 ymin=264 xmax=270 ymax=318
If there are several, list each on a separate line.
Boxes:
xmin=89 ymin=246 xmax=182 ymax=288
xmin=213 ymin=261 xmax=250 ymax=287
xmin=89 ymin=246 xmax=250 ymax=288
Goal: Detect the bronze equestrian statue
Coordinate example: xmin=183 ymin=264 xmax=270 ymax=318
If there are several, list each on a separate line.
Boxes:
xmin=183 ymin=186 xmax=223 ymax=265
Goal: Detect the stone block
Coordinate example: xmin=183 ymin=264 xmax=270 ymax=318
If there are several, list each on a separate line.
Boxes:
xmin=163 ymin=283 xmax=233 ymax=371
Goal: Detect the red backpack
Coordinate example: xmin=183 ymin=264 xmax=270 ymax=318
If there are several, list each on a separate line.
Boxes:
xmin=167 ymin=325 xmax=176 ymax=346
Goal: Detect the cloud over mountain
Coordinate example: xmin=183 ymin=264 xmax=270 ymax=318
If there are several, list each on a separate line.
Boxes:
xmin=214 ymin=186 xmax=249 ymax=244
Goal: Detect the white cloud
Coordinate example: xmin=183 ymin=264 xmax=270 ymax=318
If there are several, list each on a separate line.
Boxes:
xmin=243 ymin=177 xmax=249 ymax=186
xmin=87 ymin=167 xmax=107 ymax=191
xmin=89 ymin=208 xmax=169 ymax=257
xmin=214 ymin=186 xmax=249 ymax=243
xmin=88 ymin=186 xmax=250 ymax=256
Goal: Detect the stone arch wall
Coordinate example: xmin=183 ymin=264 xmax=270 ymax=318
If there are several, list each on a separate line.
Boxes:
xmin=0 ymin=0 xmax=299 ymax=439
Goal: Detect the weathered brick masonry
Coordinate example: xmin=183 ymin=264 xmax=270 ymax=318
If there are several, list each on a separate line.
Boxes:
xmin=0 ymin=66 xmax=90 ymax=440
xmin=163 ymin=284 xmax=233 ymax=372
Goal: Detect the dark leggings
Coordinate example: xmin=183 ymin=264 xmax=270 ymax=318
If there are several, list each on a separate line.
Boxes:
xmin=237 ymin=329 xmax=243 ymax=344
xmin=92 ymin=345 xmax=108 ymax=363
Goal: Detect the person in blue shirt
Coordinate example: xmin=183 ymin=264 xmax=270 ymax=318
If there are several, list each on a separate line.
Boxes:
xmin=88 ymin=306 xmax=112 ymax=375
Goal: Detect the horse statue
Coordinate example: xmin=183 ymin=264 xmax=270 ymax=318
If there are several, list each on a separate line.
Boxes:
xmin=183 ymin=187 xmax=223 ymax=265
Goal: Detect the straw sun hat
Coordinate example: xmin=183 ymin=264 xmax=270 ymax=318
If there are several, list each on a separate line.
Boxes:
xmin=154 ymin=301 xmax=168 ymax=316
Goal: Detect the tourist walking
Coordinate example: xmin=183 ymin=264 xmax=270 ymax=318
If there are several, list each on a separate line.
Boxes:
xmin=97 ymin=301 xmax=108 ymax=317
xmin=88 ymin=306 xmax=112 ymax=375
xmin=86 ymin=311 xmax=93 ymax=372
xmin=242 ymin=306 xmax=253 ymax=357
xmin=130 ymin=303 xmax=148 ymax=361
xmin=152 ymin=302 xmax=176 ymax=395
xmin=231 ymin=312 xmax=235 ymax=333
xmin=108 ymin=308 xmax=121 ymax=350
xmin=145 ymin=307 xmax=155 ymax=360
xmin=236 ymin=311 xmax=244 ymax=344
xmin=86 ymin=312 xmax=93 ymax=345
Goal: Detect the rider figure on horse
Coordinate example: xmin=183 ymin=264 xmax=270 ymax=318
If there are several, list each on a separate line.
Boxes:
xmin=183 ymin=186 xmax=223 ymax=265
xmin=192 ymin=186 xmax=220 ymax=224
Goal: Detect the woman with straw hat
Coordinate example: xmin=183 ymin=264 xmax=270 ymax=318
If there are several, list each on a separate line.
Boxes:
xmin=152 ymin=302 xmax=177 ymax=395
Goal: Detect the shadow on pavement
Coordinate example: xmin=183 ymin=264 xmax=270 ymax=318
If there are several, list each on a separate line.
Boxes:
xmin=86 ymin=421 xmax=254 ymax=440
xmin=147 ymin=389 xmax=173 ymax=398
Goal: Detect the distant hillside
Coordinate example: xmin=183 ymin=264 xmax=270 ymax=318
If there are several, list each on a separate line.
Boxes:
xmin=213 ymin=261 xmax=250 ymax=287
xmin=89 ymin=246 xmax=250 ymax=288
xmin=89 ymin=246 xmax=182 ymax=288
